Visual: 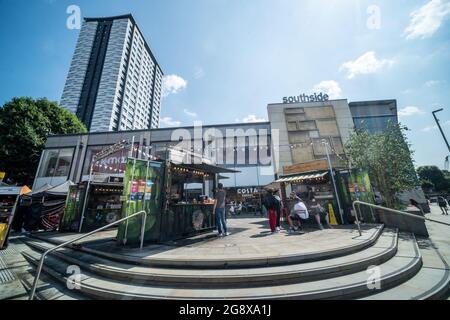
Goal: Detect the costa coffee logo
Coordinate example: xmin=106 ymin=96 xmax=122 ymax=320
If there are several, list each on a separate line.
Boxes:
xmin=237 ymin=187 xmax=259 ymax=194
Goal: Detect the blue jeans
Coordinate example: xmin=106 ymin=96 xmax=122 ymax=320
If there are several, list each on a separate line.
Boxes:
xmin=215 ymin=207 xmax=227 ymax=234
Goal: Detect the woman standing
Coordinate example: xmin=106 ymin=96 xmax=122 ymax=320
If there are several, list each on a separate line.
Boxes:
xmin=263 ymin=189 xmax=278 ymax=233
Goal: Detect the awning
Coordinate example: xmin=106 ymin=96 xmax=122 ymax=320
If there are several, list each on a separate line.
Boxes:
xmin=0 ymin=185 xmax=31 ymax=196
xmin=45 ymin=180 xmax=75 ymax=196
xmin=178 ymin=163 xmax=240 ymax=174
xmin=275 ymin=171 xmax=328 ymax=183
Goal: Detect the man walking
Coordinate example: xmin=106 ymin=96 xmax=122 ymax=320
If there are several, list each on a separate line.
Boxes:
xmin=214 ymin=183 xmax=229 ymax=236
xmin=437 ymin=196 xmax=449 ymax=215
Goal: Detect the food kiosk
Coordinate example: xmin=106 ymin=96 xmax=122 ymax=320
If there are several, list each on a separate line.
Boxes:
xmin=272 ymin=164 xmax=375 ymax=224
xmin=0 ymin=184 xmax=31 ymax=249
xmin=59 ymin=153 xmax=237 ymax=246
xmin=117 ymin=158 xmax=237 ymax=246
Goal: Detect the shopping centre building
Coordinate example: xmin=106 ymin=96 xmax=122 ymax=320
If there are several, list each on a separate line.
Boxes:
xmin=33 ymin=96 xmax=404 ymax=212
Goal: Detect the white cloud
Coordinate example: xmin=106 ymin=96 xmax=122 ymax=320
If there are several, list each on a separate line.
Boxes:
xmin=194 ymin=67 xmax=205 ymax=79
xmin=340 ymin=51 xmax=394 ymax=79
xmin=421 ymin=120 xmax=450 ymax=132
xmin=162 ymin=74 xmax=187 ymax=97
xmin=425 ymin=80 xmax=444 ymax=87
xmin=403 ymin=0 xmax=450 ymax=40
xmin=183 ymin=109 xmax=197 ymax=117
xmin=421 ymin=124 xmax=438 ymax=132
xmin=398 ymin=106 xmax=426 ymax=117
xmin=235 ymin=115 xmax=267 ymax=123
xmin=312 ymin=80 xmax=342 ymax=99
xmin=401 ymin=88 xmax=413 ymax=94
xmin=159 ymin=117 xmax=181 ymax=127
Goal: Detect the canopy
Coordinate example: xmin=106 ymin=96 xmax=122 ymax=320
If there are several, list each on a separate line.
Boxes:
xmin=275 ymin=171 xmax=328 ymax=183
xmin=178 ymin=163 xmax=240 ymax=174
xmin=46 ymin=180 xmax=75 ymax=196
xmin=26 ymin=183 xmax=53 ymax=197
xmin=0 ymin=185 xmax=31 ymax=196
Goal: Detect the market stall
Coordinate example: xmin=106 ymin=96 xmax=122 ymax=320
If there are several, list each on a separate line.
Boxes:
xmin=60 ymin=180 xmax=124 ymax=232
xmin=14 ymin=181 xmax=74 ymax=232
xmin=116 ymin=158 xmax=238 ymax=246
xmin=0 ymin=184 xmax=31 ymax=249
xmin=273 ymin=167 xmax=375 ymax=225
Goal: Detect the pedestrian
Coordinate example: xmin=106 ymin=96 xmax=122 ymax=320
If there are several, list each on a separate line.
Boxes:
xmin=263 ymin=189 xmax=278 ymax=233
xmin=437 ymin=196 xmax=449 ymax=215
xmin=274 ymin=190 xmax=282 ymax=231
xmin=214 ymin=183 xmax=230 ymax=236
xmin=229 ymin=201 xmax=235 ymax=216
xmin=409 ymin=198 xmax=424 ymax=215
xmin=236 ymin=202 xmax=242 ymax=215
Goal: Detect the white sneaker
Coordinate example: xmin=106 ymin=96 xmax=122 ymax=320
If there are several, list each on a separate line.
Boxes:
xmin=225 ymin=232 xmax=230 ymax=236
xmin=218 ymin=233 xmax=224 ymax=237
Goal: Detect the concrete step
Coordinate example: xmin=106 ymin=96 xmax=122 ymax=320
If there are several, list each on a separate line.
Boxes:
xmin=26 ymin=224 xmax=384 ymax=268
xmin=361 ymin=237 xmax=450 ymax=300
xmin=22 ymin=232 xmax=421 ymax=300
xmin=21 ymin=229 xmax=398 ymax=287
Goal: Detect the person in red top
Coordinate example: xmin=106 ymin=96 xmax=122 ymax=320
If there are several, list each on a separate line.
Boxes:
xmin=263 ymin=189 xmax=278 ymax=233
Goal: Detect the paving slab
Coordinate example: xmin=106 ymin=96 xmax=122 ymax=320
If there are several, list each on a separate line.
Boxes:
xmin=28 ymin=218 xmax=383 ymax=268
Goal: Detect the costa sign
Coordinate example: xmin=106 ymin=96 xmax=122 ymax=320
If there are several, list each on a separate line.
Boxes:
xmin=237 ymin=187 xmax=260 ymax=194
xmin=283 ymin=92 xmax=329 ymax=104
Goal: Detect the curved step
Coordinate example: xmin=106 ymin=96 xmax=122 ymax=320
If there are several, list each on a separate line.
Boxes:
xmin=21 ymin=229 xmax=398 ymax=287
xmin=361 ymin=237 xmax=450 ymax=300
xmin=22 ymin=232 xmax=421 ymax=300
xmin=28 ymin=225 xmax=384 ymax=268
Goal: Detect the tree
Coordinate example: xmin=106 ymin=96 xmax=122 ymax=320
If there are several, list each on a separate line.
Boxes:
xmin=344 ymin=123 xmax=419 ymax=209
xmin=0 ymin=97 xmax=87 ymax=186
xmin=417 ymin=166 xmax=450 ymax=193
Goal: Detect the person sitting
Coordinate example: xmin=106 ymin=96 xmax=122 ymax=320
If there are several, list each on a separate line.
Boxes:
xmin=309 ymin=197 xmax=331 ymax=230
xmin=287 ymin=194 xmax=308 ymax=234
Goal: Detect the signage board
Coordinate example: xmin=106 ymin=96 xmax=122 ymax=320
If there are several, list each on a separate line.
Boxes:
xmin=283 ymin=92 xmax=329 ymax=104
xmin=283 ymin=159 xmax=328 ymax=175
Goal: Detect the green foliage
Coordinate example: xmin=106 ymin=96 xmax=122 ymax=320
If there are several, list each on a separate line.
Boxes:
xmin=417 ymin=166 xmax=450 ymax=193
xmin=0 ymin=97 xmax=87 ymax=185
xmin=344 ymin=123 xmax=418 ymax=209
xmin=420 ymin=179 xmax=435 ymax=192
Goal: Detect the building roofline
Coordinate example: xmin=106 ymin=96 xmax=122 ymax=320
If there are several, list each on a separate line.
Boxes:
xmin=348 ymin=99 xmax=397 ymax=106
xmin=84 ymin=14 xmax=163 ymax=75
xmin=267 ymin=98 xmax=349 ymax=106
xmin=45 ymin=121 xmax=272 ymax=139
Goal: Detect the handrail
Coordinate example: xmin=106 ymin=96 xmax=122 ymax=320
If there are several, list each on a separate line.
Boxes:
xmin=29 ymin=210 xmax=148 ymax=300
xmin=353 ymin=200 xmax=450 ymax=227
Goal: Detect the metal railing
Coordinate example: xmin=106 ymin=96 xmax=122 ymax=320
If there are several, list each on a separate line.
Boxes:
xmin=352 ymin=200 xmax=450 ymax=229
xmin=29 ymin=210 xmax=148 ymax=300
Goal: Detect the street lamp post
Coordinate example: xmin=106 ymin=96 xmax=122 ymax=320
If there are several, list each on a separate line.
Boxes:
xmin=322 ymin=139 xmax=344 ymax=224
xmin=432 ymin=108 xmax=450 ymax=152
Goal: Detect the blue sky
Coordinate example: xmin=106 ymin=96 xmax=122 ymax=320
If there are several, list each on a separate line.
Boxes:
xmin=1 ymin=0 xmax=449 ymax=169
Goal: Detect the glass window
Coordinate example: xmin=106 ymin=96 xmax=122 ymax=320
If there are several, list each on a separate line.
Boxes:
xmin=38 ymin=150 xmax=59 ymax=177
xmin=55 ymin=149 xmax=73 ymax=177
xmin=38 ymin=148 xmax=74 ymax=178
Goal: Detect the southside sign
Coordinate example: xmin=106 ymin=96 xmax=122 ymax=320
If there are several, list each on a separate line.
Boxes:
xmin=283 ymin=92 xmax=329 ymax=104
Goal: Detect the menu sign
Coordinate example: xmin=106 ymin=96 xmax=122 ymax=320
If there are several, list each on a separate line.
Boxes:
xmin=283 ymin=159 xmax=328 ymax=175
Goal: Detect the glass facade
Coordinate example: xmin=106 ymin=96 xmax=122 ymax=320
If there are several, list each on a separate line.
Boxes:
xmin=349 ymin=100 xmax=398 ymax=134
xmin=34 ymin=148 xmax=74 ymax=189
